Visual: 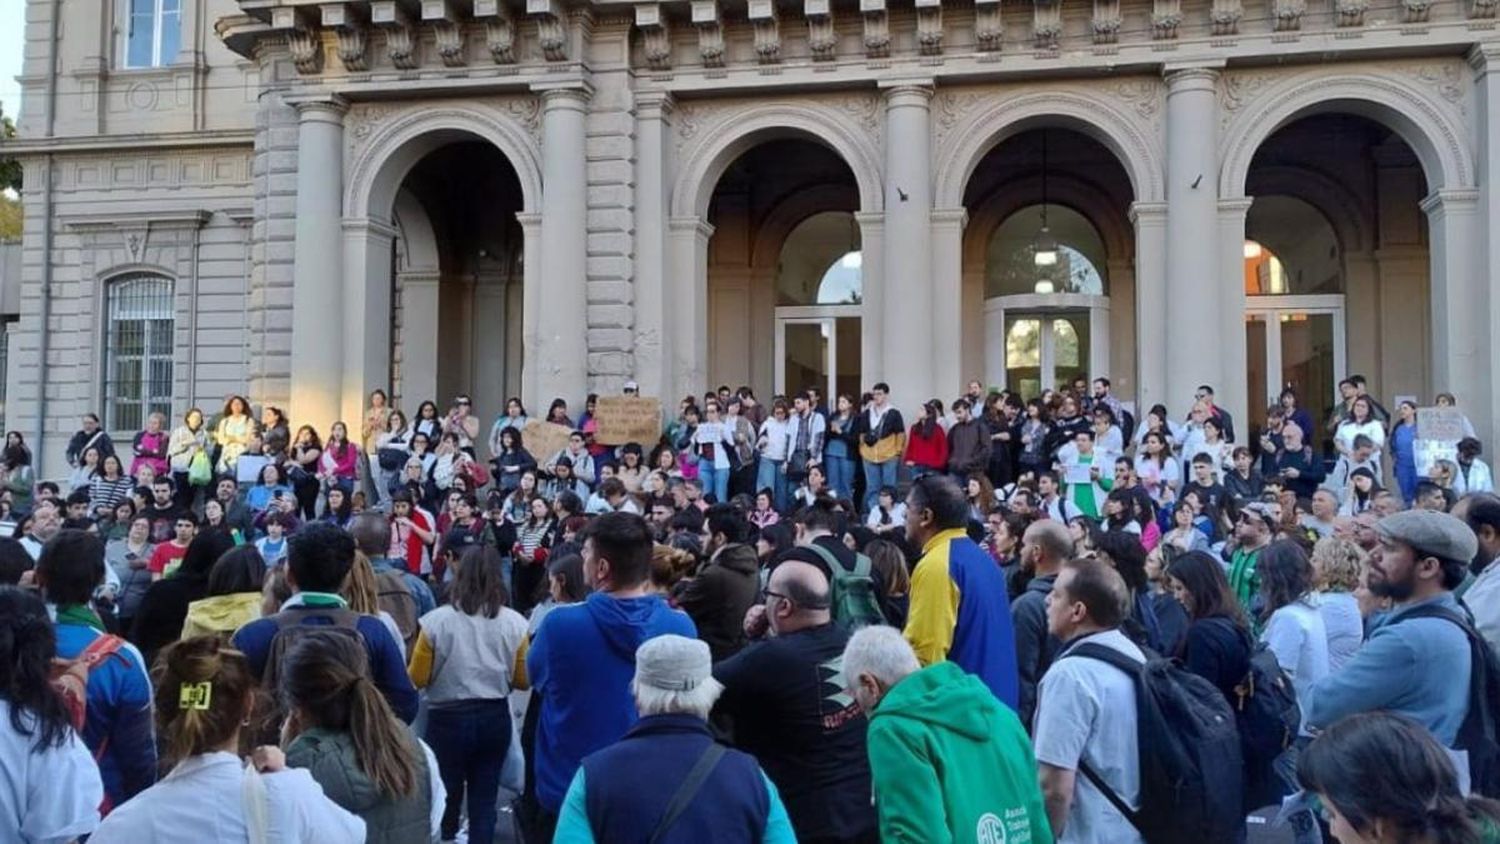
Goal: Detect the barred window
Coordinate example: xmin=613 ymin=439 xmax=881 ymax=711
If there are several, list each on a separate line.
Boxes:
xmin=124 ymin=0 xmax=182 ymax=68
xmin=104 ymin=275 xmax=175 ymax=432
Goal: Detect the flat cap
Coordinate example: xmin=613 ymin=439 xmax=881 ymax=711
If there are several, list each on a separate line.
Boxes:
xmin=1377 ymin=509 xmax=1478 ymax=563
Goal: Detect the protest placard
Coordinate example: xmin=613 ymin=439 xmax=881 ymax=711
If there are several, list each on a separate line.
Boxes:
xmin=1415 ymin=407 xmax=1465 ymax=476
xmin=593 ymin=396 xmax=662 ymax=445
xmin=523 ymin=420 xmax=575 ymax=462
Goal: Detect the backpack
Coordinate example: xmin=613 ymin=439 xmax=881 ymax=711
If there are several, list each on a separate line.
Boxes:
xmin=805 ymin=543 xmax=886 ymax=629
xmin=1066 ymin=642 xmax=1246 ymax=844
xmin=375 ymin=570 xmax=420 ymax=650
xmin=50 ymin=633 xmax=126 ymax=813
xmin=1393 ymin=604 xmax=1500 ymax=797
xmin=1228 ymin=623 xmax=1301 ymax=770
xmin=253 ymin=607 xmax=365 ymax=743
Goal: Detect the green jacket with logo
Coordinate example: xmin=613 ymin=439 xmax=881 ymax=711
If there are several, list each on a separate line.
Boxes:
xmin=867 ymin=661 xmax=1051 ymax=844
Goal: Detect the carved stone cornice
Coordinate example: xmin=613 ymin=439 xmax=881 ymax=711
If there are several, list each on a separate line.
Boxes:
xmin=805 ymin=0 xmax=837 ymax=62
xmin=749 ymin=0 xmax=780 ymax=64
xmin=636 ymin=3 xmax=672 ymax=70
xmin=974 ymin=0 xmax=1003 ymax=51
xmin=915 ymin=0 xmax=943 ymax=56
xmin=475 ymin=0 xmax=517 ymax=64
xmin=371 ymin=1 xmax=419 ymax=69
xmin=861 ymin=0 xmax=891 ymax=59
xmin=529 ymin=0 xmax=569 ymax=61
xmin=321 ymin=4 xmax=369 ymax=72
xmin=691 ymin=0 xmax=725 ymax=67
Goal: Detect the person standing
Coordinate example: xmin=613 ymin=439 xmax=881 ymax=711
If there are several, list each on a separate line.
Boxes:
xmin=675 ymin=507 xmax=759 ymax=663
xmin=523 ymin=512 xmax=697 ymax=839
xmin=823 ymin=394 xmax=859 ymax=501
xmin=856 ymin=384 xmax=906 ymax=513
xmin=1228 ymin=501 xmax=1276 ymax=617
xmin=843 ymin=625 xmax=1051 ymax=844
xmin=714 ymin=559 xmax=878 ymax=844
xmin=361 ymin=390 xmax=393 ymax=509
xmin=66 ymin=413 xmax=116 ymax=469
xmin=690 ymin=399 xmax=737 ymax=505
xmin=902 ymin=475 xmax=1020 ymax=709
xmin=944 ymin=398 xmax=991 ymax=482
xmin=1014 ymin=520 xmax=1070 ymax=728
xmin=166 ymin=408 xmax=210 ymax=511
xmin=1057 ymin=430 xmax=1113 ymax=520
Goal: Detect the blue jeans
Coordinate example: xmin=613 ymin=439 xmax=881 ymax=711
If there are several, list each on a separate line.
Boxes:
xmin=864 ymin=458 xmax=899 ymax=512
xmin=698 ymin=462 xmax=730 ymax=504
xmin=426 ymin=699 xmax=512 ymax=844
xmin=824 ymin=445 xmax=855 ymax=501
xmin=755 ymin=458 xmax=788 ymax=512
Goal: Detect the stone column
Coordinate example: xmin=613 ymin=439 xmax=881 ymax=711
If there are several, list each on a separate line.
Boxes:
xmin=667 ymin=217 xmax=715 ymax=400
xmin=517 ymin=212 xmax=544 ymax=408
xmin=856 ymin=211 xmax=886 ymax=387
xmin=1216 ymin=197 xmax=1253 ymax=435
xmin=1421 ymin=189 xmax=1487 ymax=430
xmin=341 ymin=217 xmax=397 ymax=425
xmin=931 ymin=207 xmax=969 ymax=395
xmin=1130 ymin=201 xmax=1169 ymax=413
xmin=535 ymin=84 xmax=592 ymax=407
xmin=1164 ymin=67 xmax=1223 ymax=416
xmin=288 ymin=95 xmax=347 ymax=433
xmin=880 ymin=80 xmax=934 ymax=407
xmin=633 ymin=90 xmax=674 ymax=399
xmin=1469 ymin=43 xmax=1500 ymax=445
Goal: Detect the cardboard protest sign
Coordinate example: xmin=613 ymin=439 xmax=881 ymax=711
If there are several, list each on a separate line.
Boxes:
xmin=593 ymin=396 xmax=662 ymax=445
xmin=523 ymin=420 xmax=575 ymax=462
xmin=1415 ymin=407 xmax=1465 ymax=476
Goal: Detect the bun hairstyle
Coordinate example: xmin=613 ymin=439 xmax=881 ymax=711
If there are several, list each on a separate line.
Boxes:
xmin=152 ymin=636 xmax=256 ymax=769
xmin=280 ymin=629 xmax=420 ymax=799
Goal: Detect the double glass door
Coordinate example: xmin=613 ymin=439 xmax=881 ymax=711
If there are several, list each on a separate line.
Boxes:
xmin=775 ymin=307 xmax=861 ymax=401
xmin=1245 ymin=295 xmax=1345 ymax=434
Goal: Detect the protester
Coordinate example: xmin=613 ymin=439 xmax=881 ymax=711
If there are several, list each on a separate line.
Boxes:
xmin=843 ymin=624 xmax=1051 ymax=843
xmin=1309 ymin=536 xmax=1366 ymax=672
xmin=131 ymin=531 xmax=237 ymax=667
xmin=90 ymin=636 xmax=364 ymax=842
xmin=674 ymin=507 xmax=759 ymax=662
xmin=553 ymin=635 xmax=796 ymax=843
xmin=1256 ymin=541 xmax=1329 ymax=711
xmin=714 ymin=558 xmax=878 ymax=844
xmin=903 ymin=475 xmax=1020 ymax=708
xmin=179 ymin=545 xmax=268 ymax=640
xmin=1014 ymin=520 xmax=1069 ymax=728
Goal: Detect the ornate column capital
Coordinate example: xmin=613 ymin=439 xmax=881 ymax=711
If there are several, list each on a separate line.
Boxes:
xmin=286 ymin=94 xmax=350 ymax=123
xmin=535 ymin=82 xmax=594 ymax=111
xmin=1421 ymin=188 xmax=1482 ymax=215
xmin=636 ymin=90 xmax=676 ymax=120
xmin=880 ymin=79 xmax=936 ymax=106
xmin=1163 ymin=64 xmax=1222 ymax=92
xmin=1127 ymin=201 xmax=1169 ymax=224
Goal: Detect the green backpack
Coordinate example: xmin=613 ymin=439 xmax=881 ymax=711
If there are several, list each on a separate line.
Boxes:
xmin=806 ymin=543 xmax=887 ymax=629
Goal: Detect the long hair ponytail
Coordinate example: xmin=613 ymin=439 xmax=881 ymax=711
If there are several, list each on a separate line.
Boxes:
xmin=280 ymin=629 xmax=419 ymax=799
xmin=153 ymin=636 xmax=256 ymax=770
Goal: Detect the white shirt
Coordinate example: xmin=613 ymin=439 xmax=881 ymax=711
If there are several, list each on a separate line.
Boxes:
xmin=1261 ymin=597 xmax=1330 ymax=724
xmin=90 ymin=751 xmax=365 ymax=843
xmin=1464 ymin=556 xmax=1500 ymax=656
xmin=0 ymin=702 xmax=102 ymax=844
xmin=1034 ymin=629 xmax=1146 ymax=844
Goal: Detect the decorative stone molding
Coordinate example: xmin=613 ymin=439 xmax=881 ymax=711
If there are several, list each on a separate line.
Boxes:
xmin=1092 ymin=0 xmax=1122 ymax=44
xmin=475 ymin=0 xmax=517 ymax=64
xmin=1033 ymin=0 xmax=1061 ymax=49
xmin=321 ymin=5 xmax=369 ymax=72
xmin=434 ymin=22 xmax=467 ymax=66
xmin=805 ymin=0 xmax=837 ymax=61
xmin=1401 ymin=0 xmax=1432 ymax=22
xmin=1272 ymin=0 xmax=1305 ymax=31
xmin=1471 ymin=0 xmax=1499 ymax=19
xmin=286 ymin=28 xmax=324 ymax=74
xmin=686 ymin=0 xmax=724 ymax=67
xmin=1335 ymin=0 xmax=1368 ymax=26
xmin=529 ymin=0 xmax=568 ymax=61
xmin=371 ymin=1 xmax=420 ymax=69
xmin=1209 ymin=0 xmax=1242 ymax=35
xmin=749 ymin=0 xmax=780 ymax=64
xmin=974 ymin=0 xmax=1003 ymax=51
xmin=915 ymin=0 xmax=943 ymax=56
xmin=1152 ymin=0 xmax=1183 ymax=39
xmin=1404 ymin=63 xmax=1465 ymax=105
xmin=636 ymin=4 xmax=672 ymax=70
xmin=861 ymin=0 xmax=891 ymax=58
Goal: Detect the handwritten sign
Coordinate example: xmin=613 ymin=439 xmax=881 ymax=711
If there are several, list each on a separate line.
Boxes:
xmin=522 ymin=420 xmax=575 ymax=462
xmin=593 ymin=396 xmax=662 ymax=446
xmin=1417 ymin=407 xmax=1466 ymax=443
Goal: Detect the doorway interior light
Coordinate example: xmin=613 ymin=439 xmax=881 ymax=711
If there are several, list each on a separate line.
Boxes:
xmin=841 ymin=251 xmax=862 ymax=269
xmin=1244 ymin=240 xmax=1263 ymax=259
xmin=1033 ymin=130 xmax=1060 ymax=270
xmin=1034 ymin=279 xmax=1056 ymax=294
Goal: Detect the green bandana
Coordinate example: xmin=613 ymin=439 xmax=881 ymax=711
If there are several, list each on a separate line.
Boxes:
xmin=55 ymin=603 xmax=106 ymax=632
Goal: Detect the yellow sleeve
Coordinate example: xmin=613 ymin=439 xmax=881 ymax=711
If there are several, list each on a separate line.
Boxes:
xmin=903 ymin=552 xmax=960 ymax=666
xmin=511 ymin=634 xmax=532 ymax=691
xmin=407 ymin=629 xmax=435 ymax=689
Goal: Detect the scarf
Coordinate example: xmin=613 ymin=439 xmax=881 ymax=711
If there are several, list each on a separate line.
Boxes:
xmin=56 ymin=603 xmax=106 ymax=631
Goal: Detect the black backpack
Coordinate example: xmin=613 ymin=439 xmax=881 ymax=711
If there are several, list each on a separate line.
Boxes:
xmin=1393 ymin=604 xmax=1500 ymax=798
xmin=1067 ymin=642 xmax=1246 ymax=844
xmin=1216 ymin=619 xmax=1301 ymax=766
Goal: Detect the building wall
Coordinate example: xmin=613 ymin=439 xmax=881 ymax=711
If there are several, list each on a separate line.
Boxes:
xmin=7 ymin=0 xmax=1499 ymax=475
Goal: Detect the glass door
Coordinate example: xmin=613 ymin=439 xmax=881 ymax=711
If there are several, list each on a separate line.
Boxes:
xmin=774 ymin=310 xmax=861 ymax=400
xmin=999 ymin=311 xmax=1091 ymax=400
xmin=1246 ymin=296 xmax=1345 ymax=441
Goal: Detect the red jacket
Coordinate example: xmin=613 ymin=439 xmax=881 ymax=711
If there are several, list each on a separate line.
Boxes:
xmin=904 ymin=423 xmax=948 ymax=470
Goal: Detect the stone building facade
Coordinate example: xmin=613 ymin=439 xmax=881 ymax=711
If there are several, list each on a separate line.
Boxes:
xmin=6 ymin=0 xmax=1500 ymax=473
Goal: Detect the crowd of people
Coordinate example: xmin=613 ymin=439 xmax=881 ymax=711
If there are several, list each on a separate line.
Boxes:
xmin=5 ymin=373 xmax=1500 ymax=844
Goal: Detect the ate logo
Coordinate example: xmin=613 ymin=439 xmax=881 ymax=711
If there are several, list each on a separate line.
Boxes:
xmin=975 ymin=813 xmax=1008 ymax=844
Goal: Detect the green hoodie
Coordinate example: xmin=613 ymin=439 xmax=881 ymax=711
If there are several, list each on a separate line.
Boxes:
xmin=868 ymin=661 xmax=1051 ymax=844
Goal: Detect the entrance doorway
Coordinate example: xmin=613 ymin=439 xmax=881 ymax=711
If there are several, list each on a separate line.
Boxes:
xmin=774 ymin=309 xmax=861 ymax=401
xmin=1245 ymin=296 xmax=1345 ymax=433
xmin=984 ymin=295 xmax=1109 ymax=399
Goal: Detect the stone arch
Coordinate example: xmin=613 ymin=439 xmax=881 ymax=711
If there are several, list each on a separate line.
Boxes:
xmin=347 ymin=103 xmax=542 ymax=222
xmin=1245 ymin=164 xmax=1371 ymax=256
xmin=749 ymin=182 xmax=863 ymax=271
xmin=672 ymin=102 xmax=884 ymax=218
xmin=963 ymin=173 xmax=1134 ymax=268
xmin=934 ymin=91 xmax=1165 ymax=207
xmin=392 ymin=188 xmax=440 ymax=273
xmin=1220 ymin=71 xmax=1473 ymax=197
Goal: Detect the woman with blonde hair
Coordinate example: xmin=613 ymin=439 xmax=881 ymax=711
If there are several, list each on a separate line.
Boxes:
xmin=90 ymin=636 xmax=364 ymax=842
xmin=1310 ymin=536 xmax=1367 ymax=672
xmin=650 ymin=543 xmax=697 ymax=597
xmin=342 ymin=551 xmax=407 ymax=658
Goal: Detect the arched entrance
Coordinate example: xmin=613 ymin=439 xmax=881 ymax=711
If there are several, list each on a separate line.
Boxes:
xmin=962 ymin=127 xmax=1136 ymax=400
xmin=703 ymin=138 xmax=867 ymax=401
xmin=389 ymin=141 xmax=524 ymax=427
xmin=1241 ymin=113 xmax=1430 ymax=445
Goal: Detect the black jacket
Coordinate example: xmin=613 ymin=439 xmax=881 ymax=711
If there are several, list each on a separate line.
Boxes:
xmin=66 ymin=429 xmax=116 ymax=466
xmin=676 ymin=543 xmax=761 ymax=663
xmin=1010 ymin=574 xmax=1059 ymax=730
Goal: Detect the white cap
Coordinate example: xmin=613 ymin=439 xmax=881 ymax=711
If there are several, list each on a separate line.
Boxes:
xmin=623 ymin=380 xmax=640 ymax=392
xmin=635 ymin=635 xmax=711 ymax=692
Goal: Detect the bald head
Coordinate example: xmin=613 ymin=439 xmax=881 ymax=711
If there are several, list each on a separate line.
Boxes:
xmin=1023 ymin=519 xmax=1073 ymax=574
xmin=768 ymin=560 xmax=831 ymax=635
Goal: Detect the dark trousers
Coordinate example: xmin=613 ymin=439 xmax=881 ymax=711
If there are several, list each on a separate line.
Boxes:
xmin=426 ymin=699 xmax=512 ymax=844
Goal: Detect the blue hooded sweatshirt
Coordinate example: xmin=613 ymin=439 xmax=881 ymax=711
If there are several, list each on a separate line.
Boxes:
xmin=528 ymin=591 xmax=697 ymax=812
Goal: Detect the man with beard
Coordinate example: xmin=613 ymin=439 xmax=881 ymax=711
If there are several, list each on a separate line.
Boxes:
xmin=1304 ymin=509 xmax=1478 ymax=747
xmin=675 ymin=505 xmax=760 ymax=662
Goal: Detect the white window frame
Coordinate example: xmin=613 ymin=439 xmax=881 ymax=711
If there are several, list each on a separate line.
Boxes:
xmin=121 ymin=0 xmax=181 ymax=69
xmin=773 ymin=305 xmax=860 ymax=400
xmin=1245 ymin=294 xmax=1348 ymax=412
xmin=983 ymin=294 xmax=1111 ymax=394
xmin=103 ymin=274 xmax=176 ymax=433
